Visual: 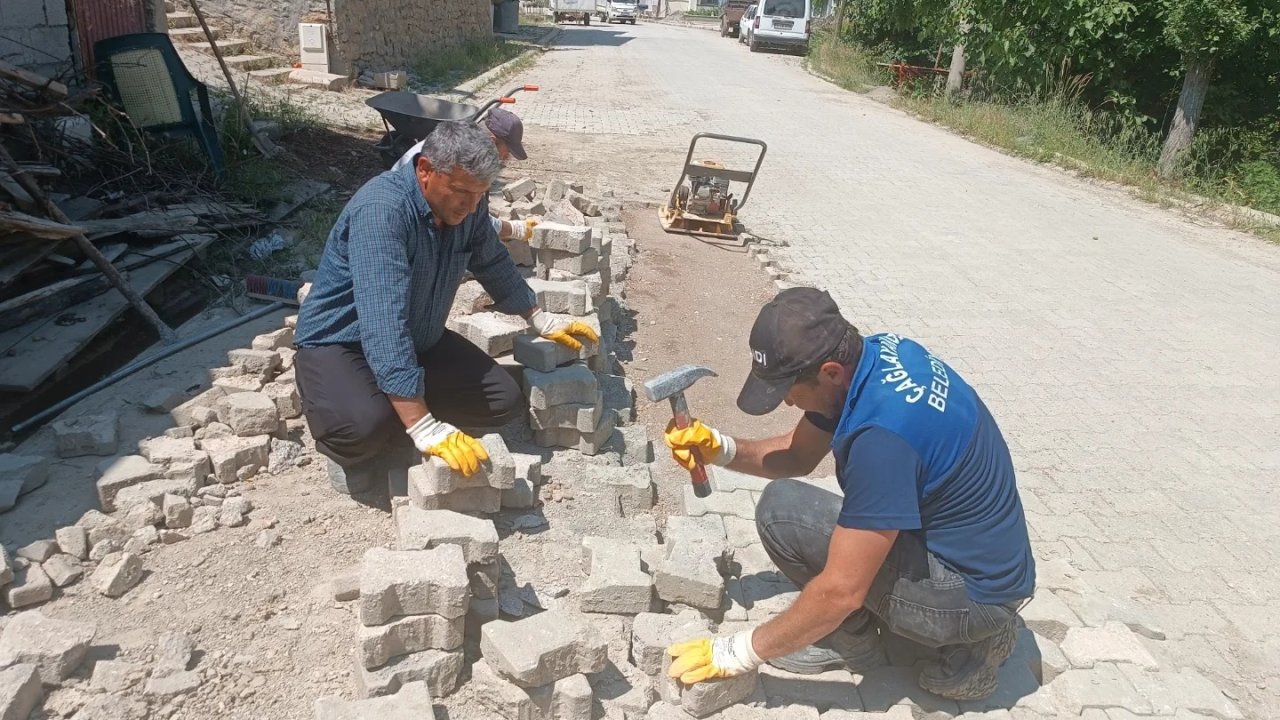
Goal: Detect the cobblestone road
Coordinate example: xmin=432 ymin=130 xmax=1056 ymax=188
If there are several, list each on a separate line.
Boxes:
xmin=516 ymin=20 xmax=1280 ymax=718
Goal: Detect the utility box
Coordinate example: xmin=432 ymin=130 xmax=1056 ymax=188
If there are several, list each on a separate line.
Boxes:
xmin=299 ymin=23 xmax=332 ymax=73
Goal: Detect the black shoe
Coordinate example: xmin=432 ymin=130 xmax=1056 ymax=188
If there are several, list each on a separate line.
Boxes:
xmin=767 ymin=626 xmax=886 ymax=675
xmin=916 ymin=620 xmax=1017 ymax=700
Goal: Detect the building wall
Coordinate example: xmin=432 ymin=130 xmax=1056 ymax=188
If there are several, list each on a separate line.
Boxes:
xmin=0 ymin=0 xmax=75 ymax=79
xmin=195 ymin=0 xmax=327 ymax=53
xmin=333 ymin=0 xmax=493 ymax=74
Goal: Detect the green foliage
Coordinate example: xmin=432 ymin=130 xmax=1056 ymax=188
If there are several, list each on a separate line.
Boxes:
xmin=413 ymin=36 xmax=526 ymax=87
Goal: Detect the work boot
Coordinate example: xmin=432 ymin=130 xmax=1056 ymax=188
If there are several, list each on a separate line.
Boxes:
xmin=916 ymin=619 xmax=1017 ymax=700
xmin=326 ymin=457 xmax=378 ymax=495
xmin=767 ymin=624 xmax=886 ymax=675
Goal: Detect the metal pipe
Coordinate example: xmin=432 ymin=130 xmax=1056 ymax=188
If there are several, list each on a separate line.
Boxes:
xmin=11 ymin=301 xmax=286 ymax=434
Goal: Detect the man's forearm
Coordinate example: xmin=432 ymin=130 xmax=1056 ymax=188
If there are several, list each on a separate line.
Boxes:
xmin=727 ymin=435 xmax=816 ymax=479
xmin=750 ymin=574 xmax=863 ymax=659
xmin=388 ymin=395 xmax=429 ymax=429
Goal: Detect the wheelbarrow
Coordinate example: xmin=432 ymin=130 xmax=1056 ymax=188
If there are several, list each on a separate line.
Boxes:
xmin=366 ymin=83 xmax=538 ymax=168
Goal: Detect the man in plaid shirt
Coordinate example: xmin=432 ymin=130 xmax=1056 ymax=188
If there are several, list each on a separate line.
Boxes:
xmin=294 ymin=121 xmax=596 ymax=494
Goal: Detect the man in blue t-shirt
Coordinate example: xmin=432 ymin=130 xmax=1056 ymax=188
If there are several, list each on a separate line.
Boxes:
xmin=663 ymin=288 xmax=1036 ymax=701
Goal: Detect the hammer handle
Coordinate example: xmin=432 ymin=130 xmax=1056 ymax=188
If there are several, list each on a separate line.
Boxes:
xmin=669 ymin=395 xmax=712 ymax=498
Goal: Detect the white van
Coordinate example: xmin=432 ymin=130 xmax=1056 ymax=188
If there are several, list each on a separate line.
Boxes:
xmin=748 ymin=0 xmax=810 ymax=54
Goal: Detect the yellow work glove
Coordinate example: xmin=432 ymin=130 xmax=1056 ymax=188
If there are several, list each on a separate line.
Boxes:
xmin=529 ymin=309 xmax=599 ymax=352
xmin=664 ymin=419 xmax=737 ymax=471
xmin=407 ymin=414 xmax=489 ymax=477
xmin=668 ymin=629 xmax=762 ymax=685
xmin=520 ymin=216 xmax=541 ymax=242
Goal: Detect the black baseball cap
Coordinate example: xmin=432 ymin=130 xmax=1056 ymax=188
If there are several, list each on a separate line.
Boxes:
xmin=484 ymin=108 xmax=527 ymax=160
xmin=737 ymin=288 xmax=849 ymax=416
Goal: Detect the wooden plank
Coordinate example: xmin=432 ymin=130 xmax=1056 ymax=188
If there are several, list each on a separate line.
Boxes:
xmin=0 ymin=172 xmax=34 ymax=207
xmin=0 ymin=235 xmax=212 ymax=392
xmin=0 ymin=60 xmax=69 ymax=98
xmin=0 ymin=210 xmax=86 ymax=240
xmin=0 ymin=238 xmax=60 ymax=286
xmin=0 ymin=113 xmax=24 ymax=124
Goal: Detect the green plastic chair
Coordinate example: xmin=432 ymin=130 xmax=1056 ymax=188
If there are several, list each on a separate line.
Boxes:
xmin=94 ymin=32 xmax=225 ymax=178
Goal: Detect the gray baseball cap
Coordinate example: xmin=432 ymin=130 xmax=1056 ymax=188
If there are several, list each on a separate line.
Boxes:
xmin=484 ymin=108 xmax=527 ymax=160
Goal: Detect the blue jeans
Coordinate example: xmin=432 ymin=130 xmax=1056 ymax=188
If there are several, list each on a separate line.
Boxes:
xmin=755 ymin=479 xmax=1021 ymax=648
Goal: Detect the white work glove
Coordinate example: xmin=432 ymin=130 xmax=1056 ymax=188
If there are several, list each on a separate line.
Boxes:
xmin=528 ymin=309 xmax=600 ymax=352
xmin=407 ymin=414 xmax=489 ymax=477
xmin=668 ymin=628 xmax=763 ymax=684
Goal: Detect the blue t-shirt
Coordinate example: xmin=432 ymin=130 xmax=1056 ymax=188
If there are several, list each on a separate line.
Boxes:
xmin=829 ymin=333 xmax=1035 ymax=605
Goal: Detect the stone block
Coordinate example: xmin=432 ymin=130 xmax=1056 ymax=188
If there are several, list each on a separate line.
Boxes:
xmin=355 ymin=649 xmax=463 ymax=699
xmin=469 ymin=561 xmax=499 ymax=600
xmin=113 ymin=478 xmax=200 ymax=512
xmin=50 ymin=412 xmax=119 ymax=457
xmin=95 ymin=455 xmax=161 ymax=512
xmin=218 ymin=392 xmax=281 ymax=436
xmin=1011 ymin=627 xmax=1070 ymax=685
xmin=3 ymin=561 xmax=52 ymax=609
xmin=359 ymin=546 xmax=470 ymax=626
xmin=92 ymin=552 xmax=143 ymax=597
xmin=506 ymin=237 xmax=536 ymax=266
xmin=579 ymin=537 xmax=655 ymax=615
xmin=394 ymin=506 xmax=499 ymax=564
xmin=631 ymin=610 xmax=711 ymax=677
xmin=90 ymin=660 xmax=143 ymax=693
xmin=1020 ymin=590 xmax=1084 ymax=643
xmin=525 ymin=362 xmax=598 ymax=409
xmin=315 ymin=680 xmax=433 ymax=719
xmin=16 ymin=540 xmax=57 ymax=563
xmin=471 ymin=659 xmax=539 ymax=719
xmin=409 ymin=483 xmax=500 ymax=514
xmin=531 ymin=222 xmax=593 ymax=254
xmin=43 ymin=555 xmax=83 ymax=588
xmin=200 ymin=434 xmax=271 ymax=484
xmin=527 ymin=278 xmax=591 ymax=316
xmin=142 ymin=387 xmax=187 ymax=414
xmin=660 ymin=649 xmax=757 ymax=718
xmin=599 ymin=373 xmax=635 ymax=426
xmin=539 ymin=247 xmax=600 ymax=277
xmin=451 ymin=312 xmax=528 ymax=357
xmin=227 ymin=348 xmax=282 ymax=375
xmin=1060 ymin=622 xmax=1158 ymax=670
xmin=54 ymin=526 xmax=88 ymax=560
xmin=213 ymin=374 xmax=265 ymax=395
xmin=534 ymin=412 xmax=617 ymax=456
xmin=504 ymin=177 xmax=537 ymax=202
xmin=567 ymin=191 xmax=601 ymax=217
xmin=1047 ymin=663 xmax=1152 ymax=715
xmin=0 ymin=454 xmax=48 ymax=510
xmin=654 ymin=545 xmax=724 ymax=611
xmin=614 ymin=425 xmax=653 ymax=466
xmin=0 ymin=665 xmax=41 ymax=720
xmin=480 ymin=610 xmax=609 ymax=688
xmin=530 ymin=396 xmax=604 ymax=433
xmin=123 ymin=500 xmax=163 ymax=530
xmin=502 ymin=474 xmax=540 ymax=509
xmin=545 ymin=179 xmax=567 ymax=203
xmin=170 ymin=387 xmax=225 ymax=426
xmin=138 ymin=435 xmax=212 ymax=485
xmin=603 ymin=464 xmax=655 ymax=516
xmin=515 ymin=335 xmax=585 ymax=373
xmin=664 ymin=515 xmax=729 ymax=561
xmin=359 ymin=614 xmax=465 ymax=669
xmin=252 ymin=327 xmax=294 ymax=351
xmin=124 ymin=525 xmax=160 ymax=553
xmin=162 ymin=494 xmax=193 ymax=529
xmin=1114 ymin=665 xmax=1242 ymax=719
xmin=682 ymin=486 xmax=757 ymax=520
xmin=408 ymin=434 xmax=515 ymax=497
xmin=262 ymin=382 xmax=302 ymax=419
xmin=0 ymin=611 xmax=96 ymax=686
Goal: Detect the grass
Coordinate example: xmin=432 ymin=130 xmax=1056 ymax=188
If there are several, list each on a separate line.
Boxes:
xmin=805 ymin=33 xmax=886 ymax=93
xmin=683 ymin=8 xmax=720 ymax=17
xmin=414 ymin=36 xmax=528 ymax=88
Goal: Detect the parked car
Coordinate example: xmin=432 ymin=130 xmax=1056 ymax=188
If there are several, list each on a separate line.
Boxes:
xmin=748 ymin=0 xmax=810 ymax=54
xmin=719 ymin=0 xmax=753 ymax=38
xmin=598 ymin=0 xmax=639 ymax=23
xmin=552 ymin=0 xmax=594 ymax=24
xmin=738 ymin=3 xmax=757 ymax=44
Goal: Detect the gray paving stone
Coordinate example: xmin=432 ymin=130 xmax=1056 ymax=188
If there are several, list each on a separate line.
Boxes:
xmin=91 ymin=551 xmax=143 ymax=597
xmin=759 ymin=664 xmax=862 ymax=713
xmin=659 ymin=648 xmax=758 ymax=718
xmin=0 ymin=664 xmax=41 ymax=720
xmin=681 ymin=486 xmax=757 ymax=520
xmin=1047 ymin=663 xmax=1152 ymax=715
xmin=315 ymin=679 xmax=433 ymax=719
xmin=1019 ymin=590 xmax=1083 ymax=642
xmin=480 ymin=610 xmax=608 ymax=688
xmin=358 ymin=614 xmax=464 ymax=669
xmin=359 ymin=546 xmax=470 ymax=625
xmin=95 ymin=455 xmax=162 ymax=512
xmin=854 ymin=666 xmax=959 ymax=714
xmin=3 ymin=562 xmax=52 ymax=608
xmin=579 ymin=536 xmax=655 ymax=615
xmin=1114 ymin=666 xmax=1242 ymax=719
xmin=1011 ymin=627 xmax=1070 ymax=684
xmin=50 ymin=412 xmax=119 ymax=457
xmin=0 ymin=611 xmax=96 ymax=685
xmin=631 ymin=610 xmax=710 ymax=677
xmin=1060 ymin=622 xmax=1159 ymax=669
xmin=354 ymin=648 xmax=462 ymax=699
xmin=394 ymin=506 xmax=498 ymax=564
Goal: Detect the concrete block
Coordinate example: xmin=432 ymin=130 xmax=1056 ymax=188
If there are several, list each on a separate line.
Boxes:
xmin=123 ymin=500 xmax=163 ymax=530
xmin=162 ymin=494 xmax=193 ymax=529
xmin=227 ymin=348 xmax=282 ymax=375
xmin=2 ymin=561 xmax=52 ymax=609
xmin=502 ymin=474 xmax=540 ymax=509
xmin=1047 ymin=663 xmax=1152 ymax=715
xmin=394 ymin=506 xmax=499 ymax=564
xmin=92 ymin=551 xmax=143 ymax=597
xmin=539 ymin=247 xmax=600 ymax=277
xmin=50 ymin=412 xmax=119 ymax=457
xmin=1060 ymin=622 xmax=1158 ymax=670
xmin=530 ymin=396 xmax=604 ymax=433
xmin=579 ymin=537 xmax=655 ymax=615
xmin=355 ymin=648 xmax=462 ymax=699
xmin=95 ymin=455 xmax=162 ymax=512
xmin=54 ymin=526 xmax=88 ymax=560
xmin=525 ymin=362 xmax=598 ymax=409
xmin=16 ymin=540 xmax=57 ymax=563
xmin=654 ymin=527 xmax=726 ymax=611
xmin=0 ymin=664 xmax=42 ymax=720
xmin=529 ymin=673 xmax=593 ymax=720
xmin=252 ymin=327 xmax=294 ymax=351
xmin=1114 ymin=665 xmax=1242 ymax=719
xmin=534 ymin=412 xmax=617 ymax=456
xmin=138 ymin=435 xmax=212 ymax=485
xmin=480 ymin=610 xmax=609 ymax=688
xmin=451 ymin=312 xmax=528 ymax=357
xmin=262 ymin=382 xmax=302 ymax=419
xmin=289 ymin=69 xmax=349 ymax=89
xmin=531 ymin=222 xmax=593 ymax=254
xmin=599 ymin=374 xmax=635 ymax=426
xmin=545 ymin=179 xmax=567 ymax=203
xmin=504 ymin=177 xmax=537 ymax=202
xmin=515 ymin=454 xmax=543 ymax=486
xmin=514 ymin=334 xmax=584 ymax=372
xmin=659 ymin=649 xmax=757 ymax=718
xmin=630 ymin=610 xmax=711 ymax=677
xmin=217 ymin=392 xmax=280 ymax=436
xmin=527 ymin=278 xmax=591 ymax=316
xmin=471 ymin=659 xmax=539 ymax=719
xmin=708 ymin=466 xmax=773 ymax=494
xmin=213 ymin=374 xmax=265 ymax=395
xmin=603 ymin=464 xmax=655 ymax=516
xmin=758 ymin=664 xmax=862 ymax=713
xmin=359 ymin=546 xmax=470 ymax=625
xmin=315 ymin=680 xmax=433 ymax=719
xmin=506 ymin=237 xmax=536 ymax=266
xmin=614 ymin=425 xmax=653 ymax=466
xmin=200 ymin=434 xmax=271 ymax=484
xmin=142 ymin=387 xmax=187 ymax=413
xmin=0 ymin=454 xmax=48 ymax=508
xmin=409 ymin=483 xmax=500 ymax=514
xmin=567 ymin=191 xmax=601 ymax=217
xmin=113 ymin=478 xmax=200 ymax=512
xmin=469 ymin=561 xmax=499 ymax=600
xmin=1011 ymin=627 xmax=1070 ymax=685
xmin=0 ymin=611 xmax=96 ymax=685
xmin=408 ymin=434 xmax=515 ymax=497
xmin=170 ymin=386 xmax=225 ymax=426
xmin=359 ymin=614 xmax=465 ymax=669
xmin=79 ymin=508 xmax=128 ymax=544
xmin=682 ymin=486 xmax=757 ymax=520
xmin=43 ymin=555 xmax=83 ymax=588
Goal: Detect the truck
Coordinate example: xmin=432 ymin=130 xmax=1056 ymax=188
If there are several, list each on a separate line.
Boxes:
xmin=596 ymin=0 xmax=639 ymax=23
xmin=552 ymin=0 xmax=594 ymax=24
xmin=719 ymin=0 xmax=754 ymax=37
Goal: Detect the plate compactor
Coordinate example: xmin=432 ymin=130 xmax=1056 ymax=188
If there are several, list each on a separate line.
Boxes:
xmin=658 ymin=133 xmax=767 ymax=241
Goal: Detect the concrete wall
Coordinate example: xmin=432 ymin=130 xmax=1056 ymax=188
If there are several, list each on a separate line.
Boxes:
xmin=332 ymin=0 xmax=493 ymax=74
xmin=0 ymin=0 xmax=75 ymax=79
xmin=196 ymin=0 xmax=328 ymax=53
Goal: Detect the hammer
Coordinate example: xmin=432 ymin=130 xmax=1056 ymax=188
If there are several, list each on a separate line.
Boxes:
xmin=641 ymin=365 xmax=717 ymax=498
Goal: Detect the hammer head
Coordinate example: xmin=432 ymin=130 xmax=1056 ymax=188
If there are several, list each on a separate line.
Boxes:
xmin=640 ymin=365 xmax=717 ymax=403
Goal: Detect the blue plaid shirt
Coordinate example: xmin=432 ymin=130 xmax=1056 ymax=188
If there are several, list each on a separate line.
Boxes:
xmin=295 ymin=162 xmax=535 ymax=398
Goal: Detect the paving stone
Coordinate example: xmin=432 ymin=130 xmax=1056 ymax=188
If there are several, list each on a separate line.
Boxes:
xmin=42 ymin=555 xmax=84 ymax=588
xmin=114 ymin=478 xmax=199 ymax=512
xmin=708 ymin=466 xmax=774 ymax=494
xmin=631 ymin=610 xmax=711 ymax=677
xmin=1020 ymin=589 xmax=1083 ymax=642
xmin=537 ymin=672 xmax=594 ymax=720
xmin=53 ymin=526 xmax=89 ymax=560
xmin=531 ymin=222 xmax=593 ymax=254
xmin=252 ymin=327 xmax=294 ymax=351
xmin=137 ymin=436 xmax=211 ymax=484
xmin=200 ymin=434 xmax=271 ymax=484
xmin=16 ymin=540 xmax=58 ymax=563
xmin=408 ymin=434 xmax=515 ymax=495
xmin=227 ymin=348 xmax=282 ymax=375
xmin=359 ymin=546 xmax=470 ymax=625
xmin=218 ymin=392 xmax=280 ymax=436
xmin=95 ymin=455 xmax=162 ymax=512
xmin=169 ymin=386 xmax=224 ymax=427
xmin=721 ymin=516 xmax=760 ymax=549
xmin=598 ymin=464 xmax=656 ymax=517
xmin=470 ymin=658 xmax=540 ymax=718
xmin=1061 ymin=622 xmax=1159 ymax=669
xmin=534 ymin=411 xmax=617 ymax=455
xmin=315 ymin=679 xmax=433 ymax=719
xmin=0 ymin=611 xmax=96 ymax=685
xmin=0 ymin=664 xmax=41 ymax=720
xmin=1114 ymin=666 xmax=1242 ymax=719
xmin=123 ymin=500 xmax=163 ymax=530
xmin=358 ymin=614 xmax=465 ymax=669
xmin=3 ymin=562 xmax=52 ymax=608
xmin=599 ymin=373 xmax=635 ymax=426
xmin=527 ymin=278 xmax=591 ymax=316
xmin=758 ymin=664 xmax=862 ymax=713
xmin=567 ymin=191 xmax=600 ymax=217
xmin=409 ymin=483 xmax=500 ymax=514
xmin=502 ymin=471 xmax=540 ymax=509
xmin=614 ymin=424 xmax=653 ymax=466
xmin=354 ymin=648 xmax=462 ymax=699
xmin=1047 ymin=663 xmax=1152 ymax=715
xmin=91 ymin=551 xmax=143 ymax=597
xmin=480 ymin=610 xmax=609 ymax=688
xmin=737 ymin=575 xmax=800 ymax=621
xmin=597 ymin=672 xmax=657 ymax=719
xmin=525 ymin=362 xmax=599 ymax=410
xmin=50 ymin=412 xmax=119 ymax=457
xmin=504 ymin=177 xmax=537 ymax=202
xmin=123 ymin=525 xmax=160 ymax=553
xmin=213 ymin=373 xmax=266 ymax=395
xmin=394 ymin=506 xmax=498 ymax=564
xmin=819 ymin=708 xmax=915 ymax=720
xmin=262 ymin=381 xmax=302 ymax=419
xmin=162 ymin=494 xmax=193 ymax=529
xmin=1011 ymin=627 xmax=1070 ymax=684
xmin=143 ymin=669 xmax=202 ymax=697
xmin=158 ymin=530 xmax=188 ymax=544
xmin=451 ymin=312 xmax=528 ymax=357
xmin=469 ymin=560 xmax=500 ymax=600
xmin=659 ymin=649 xmax=758 ymax=718
xmin=530 ymin=396 xmax=604 ymax=433
xmin=855 ymin=665 xmax=959 ymax=714
xmin=90 ymin=659 xmax=144 ymax=692
xmin=579 ymin=536 xmax=655 ymax=615
xmin=682 ymin=486 xmax=757 ymax=520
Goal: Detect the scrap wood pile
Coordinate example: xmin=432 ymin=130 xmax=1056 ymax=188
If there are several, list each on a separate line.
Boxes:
xmin=0 ymin=62 xmax=266 ymax=400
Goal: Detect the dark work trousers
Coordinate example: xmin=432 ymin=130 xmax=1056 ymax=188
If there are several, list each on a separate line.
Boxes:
xmin=755 ymin=478 xmax=1024 ymax=649
xmin=293 ymin=330 xmax=525 ymax=468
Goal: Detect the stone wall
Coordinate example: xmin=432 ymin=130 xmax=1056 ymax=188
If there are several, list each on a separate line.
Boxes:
xmin=0 ymin=0 xmax=75 ymax=79
xmin=195 ymin=0 xmax=328 ymax=53
xmin=332 ymin=0 xmax=493 ymax=74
